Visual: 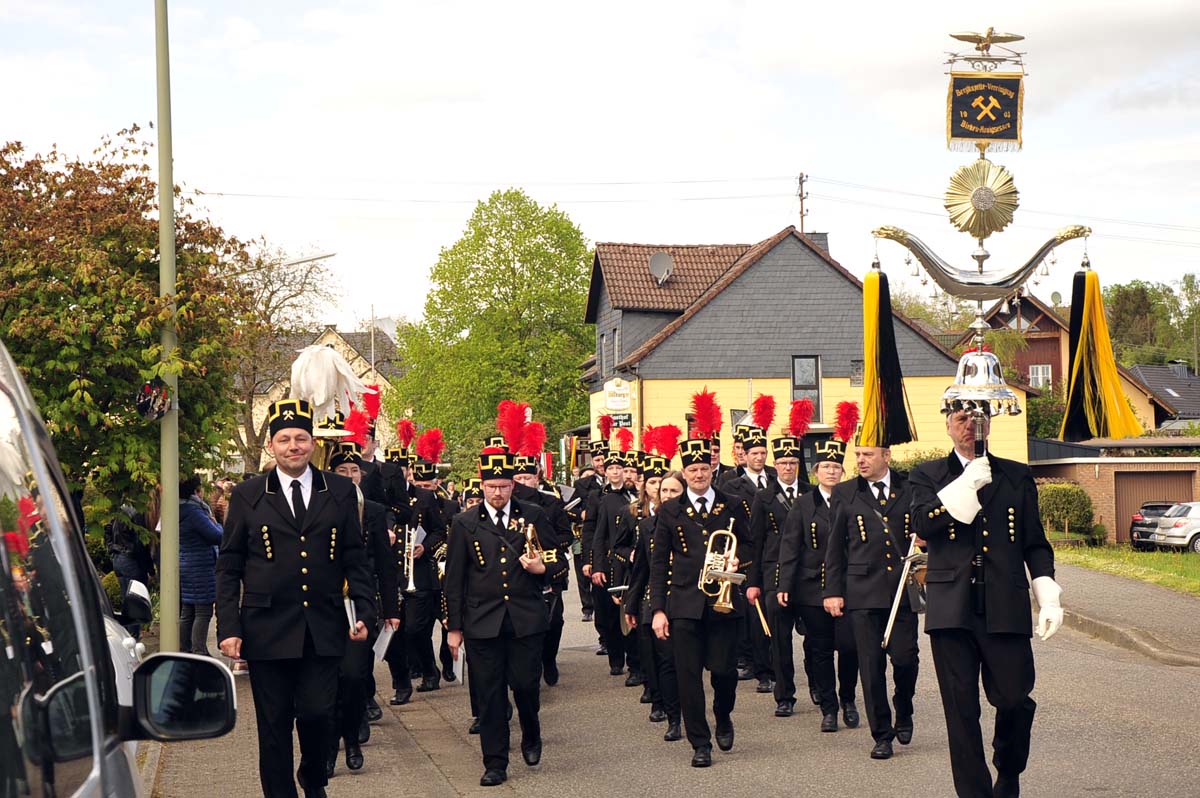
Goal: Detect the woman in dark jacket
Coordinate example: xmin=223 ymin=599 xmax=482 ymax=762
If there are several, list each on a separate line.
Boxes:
xmin=179 ymin=475 xmax=223 ymax=656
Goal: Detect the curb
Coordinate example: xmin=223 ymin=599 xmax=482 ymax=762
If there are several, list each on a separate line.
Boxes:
xmin=137 ymin=739 xmax=164 ymax=795
xmin=1060 ymin=607 xmax=1200 ymax=667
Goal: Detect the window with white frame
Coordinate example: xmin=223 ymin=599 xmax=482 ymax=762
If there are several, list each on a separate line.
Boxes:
xmin=1029 ymin=364 xmax=1052 ymax=388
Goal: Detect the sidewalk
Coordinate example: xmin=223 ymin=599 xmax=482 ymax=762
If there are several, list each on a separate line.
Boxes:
xmin=1055 ymin=562 xmax=1200 ymax=666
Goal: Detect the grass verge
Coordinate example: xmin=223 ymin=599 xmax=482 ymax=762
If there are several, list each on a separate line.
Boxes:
xmin=1055 ymin=545 xmax=1200 ymax=599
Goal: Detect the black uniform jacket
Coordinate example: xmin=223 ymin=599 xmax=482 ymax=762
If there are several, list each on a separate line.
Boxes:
xmin=584 ymin=484 xmax=634 ymax=576
xmin=823 ymin=473 xmax=914 ymax=611
xmin=748 ymin=478 xmax=812 ymax=593
xmin=909 ymin=453 xmax=1055 ymax=636
xmin=444 ymin=499 xmax=569 ymax=640
xmin=216 ymin=465 xmax=376 ymax=660
xmin=396 ymin=485 xmax=448 ymax=592
xmin=610 ymin=501 xmax=649 ymax=589
xmin=649 ymin=488 xmax=751 ymax=621
xmin=513 ymin=482 xmax=570 ymax=552
xmin=622 ymin=511 xmax=660 ymax=625
xmin=779 ymin=488 xmax=836 ymax=607
xmin=364 ymin=498 xmax=401 ymax=620
xmin=718 ymin=465 xmax=778 ymax=503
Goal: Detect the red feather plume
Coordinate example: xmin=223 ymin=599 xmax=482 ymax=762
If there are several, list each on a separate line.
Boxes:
xmin=598 ymin=414 xmax=615 ymax=441
xmin=344 ymin=409 xmax=371 ymax=446
xmin=752 ymin=394 xmax=776 ymax=432
xmin=520 ymin=422 xmax=547 ymax=457
xmin=788 ymin=398 xmax=814 ymax=439
xmin=690 ymin=388 xmax=722 ymax=439
xmin=835 ymin=401 xmax=860 ymax=444
xmin=396 ymin=419 xmax=416 ymax=449
xmin=497 ymin=400 xmax=529 ymax=452
xmin=642 ymin=425 xmax=659 ymax=454
xmin=653 ymin=424 xmax=681 ymax=460
xmin=362 ymin=385 xmax=381 ymax=420
xmin=416 ymin=428 xmax=446 ymax=463
xmin=616 ymin=427 xmax=634 ymax=453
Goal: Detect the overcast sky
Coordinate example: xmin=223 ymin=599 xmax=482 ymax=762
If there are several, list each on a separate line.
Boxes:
xmin=3 ymin=1 xmax=1198 ymax=331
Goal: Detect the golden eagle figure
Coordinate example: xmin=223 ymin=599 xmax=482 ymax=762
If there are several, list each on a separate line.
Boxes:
xmin=950 ymin=27 xmax=1024 ymax=55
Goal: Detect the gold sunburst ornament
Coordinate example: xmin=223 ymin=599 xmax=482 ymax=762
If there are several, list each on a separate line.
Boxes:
xmin=944 ymin=159 xmax=1019 ymax=239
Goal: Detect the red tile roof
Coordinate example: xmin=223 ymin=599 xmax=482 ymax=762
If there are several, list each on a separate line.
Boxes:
xmin=585 ymin=242 xmax=750 ymax=320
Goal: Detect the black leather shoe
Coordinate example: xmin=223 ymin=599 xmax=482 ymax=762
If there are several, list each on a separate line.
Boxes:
xmin=648 ymin=707 xmax=668 ymax=723
xmin=595 ymin=644 xmax=607 ymax=656
xmin=345 ymin=743 xmax=363 ymax=771
xmin=365 ymin=699 xmax=383 ymax=722
xmin=809 ymin=687 xmax=821 ymax=705
xmin=480 ymin=769 xmax=507 ymax=786
xmin=625 ymin=670 xmax=645 ymax=687
xmin=581 ymin=610 xmax=593 ymax=622
xmin=639 ymin=686 xmax=653 ymax=704
xmin=841 ymin=700 xmax=860 ymax=728
xmin=442 ymin=663 xmax=456 ymax=682
xmin=297 ymin=768 xmax=326 ymax=798
xmin=468 ymin=717 xmax=481 ymax=734
xmin=357 ymin=717 xmax=370 ymax=744
xmin=714 ymin=717 xmax=734 ymax=751
xmin=663 ymin=720 xmax=682 ymax=741
xmin=609 ymin=665 xmax=624 ymax=676
xmin=774 ymin=700 xmax=794 ymax=718
xmin=870 ymin=739 xmax=894 ymax=760
xmin=521 ymin=738 xmax=542 ymax=766
xmin=324 ymin=749 xmax=336 ymax=779
xmin=756 ymin=676 xmax=774 ymax=694
xmin=544 ymin=660 xmax=560 ymax=686
xmin=894 ymin=718 xmax=913 ymax=745
xmin=416 ymin=676 xmax=440 ymax=693
xmin=820 ymin=713 xmax=838 ymax=732
xmin=691 ymin=746 xmax=712 ymax=767
xmin=736 ymin=665 xmax=754 ymax=681
xmin=994 ymin=774 xmax=1020 ymax=798
xmin=389 ymin=688 xmax=412 ymax=706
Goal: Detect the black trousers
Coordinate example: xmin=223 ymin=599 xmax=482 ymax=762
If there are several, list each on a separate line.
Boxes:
xmin=767 ymin=593 xmax=803 ymax=702
xmin=592 ymin=583 xmax=625 ymax=670
xmin=542 ymin=588 xmax=565 ymax=671
xmin=639 ymin=622 xmax=680 ymax=721
xmin=332 ymin=635 xmax=374 ymax=749
xmin=671 ymin=612 xmax=739 ymax=750
xmin=573 ymin=552 xmax=593 ymax=612
xmin=466 ymin=615 xmax=544 ymax=772
xmin=849 ymin=605 xmax=919 ymax=743
xmin=929 ymin=614 xmax=1037 ymax=798
xmin=179 ymin=602 xmax=214 ymax=657
xmin=384 ymin=613 xmax=411 ymax=691
xmin=403 ymin=590 xmax=439 ymax=680
xmin=440 ymin=625 xmax=455 ymax=676
xmin=247 ymin=632 xmax=340 ymax=797
xmin=744 ymin=594 xmax=773 ymax=680
xmin=797 ymin=604 xmax=860 ymax=716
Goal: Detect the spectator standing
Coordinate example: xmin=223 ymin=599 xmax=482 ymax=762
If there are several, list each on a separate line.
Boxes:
xmin=179 ymin=475 xmax=223 ymax=656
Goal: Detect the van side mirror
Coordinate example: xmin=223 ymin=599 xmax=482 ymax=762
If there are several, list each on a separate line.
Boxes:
xmin=128 ymin=654 xmax=236 ymax=741
xmin=18 ymin=671 xmax=93 ymax=765
xmin=122 ymin=579 xmax=153 ymax=624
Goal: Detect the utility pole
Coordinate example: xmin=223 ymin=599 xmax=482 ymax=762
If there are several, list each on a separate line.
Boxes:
xmin=155 ymin=0 xmax=179 ymax=652
xmin=796 ymin=172 xmax=809 ymax=234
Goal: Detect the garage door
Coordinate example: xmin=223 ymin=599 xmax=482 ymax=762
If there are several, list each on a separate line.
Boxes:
xmin=1114 ymin=472 xmax=1194 ymax=543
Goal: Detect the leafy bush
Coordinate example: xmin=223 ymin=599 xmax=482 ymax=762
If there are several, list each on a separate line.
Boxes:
xmin=1026 ymin=389 xmax=1066 ymax=439
xmin=1038 ymin=483 xmax=1094 ymax=534
xmin=85 ymin=532 xmax=112 ymax=573
xmin=100 ymin=570 xmax=122 ymax=609
xmin=889 ymin=448 xmax=948 ymax=475
xmin=1090 ymin=524 xmax=1109 ymax=545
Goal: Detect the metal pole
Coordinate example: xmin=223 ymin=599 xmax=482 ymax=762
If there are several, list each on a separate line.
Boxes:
xmin=155 ymin=0 xmax=180 ymax=652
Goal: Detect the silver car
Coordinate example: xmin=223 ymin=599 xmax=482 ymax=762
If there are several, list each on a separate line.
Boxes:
xmin=1151 ymin=502 xmax=1200 ymax=553
xmin=0 ymin=340 xmax=236 ymax=796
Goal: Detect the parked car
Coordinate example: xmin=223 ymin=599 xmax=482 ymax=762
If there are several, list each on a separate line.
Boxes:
xmin=0 ymin=339 xmax=236 ymax=796
xmin=1148 ymin=502 xmax=1200 ymax=553
xmin=1130 ymin=501 xmax=1180 ymax=551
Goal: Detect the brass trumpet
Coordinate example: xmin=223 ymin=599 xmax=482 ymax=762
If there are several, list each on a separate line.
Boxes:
xmin=698 ymin=522 xmax=745 ymax=614
xmin=402 ymin=525 xmax=417 ymax=594
xmin=523 ymin=522 xmax=544 ymax=560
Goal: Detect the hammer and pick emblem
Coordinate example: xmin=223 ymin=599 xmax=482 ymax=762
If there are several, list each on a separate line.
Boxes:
xmin=972 ymin=95 xmax=1001 ymax=121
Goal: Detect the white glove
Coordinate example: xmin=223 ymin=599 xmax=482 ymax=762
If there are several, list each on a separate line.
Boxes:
xmin=936 ymin=457 xmax=991 ymax=523
xmin=1031 ymin=576 xmax=1063 ymax=641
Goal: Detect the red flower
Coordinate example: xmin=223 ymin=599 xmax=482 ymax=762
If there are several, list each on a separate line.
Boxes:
xmin=4 ymin=531 xmax=29 ymax=558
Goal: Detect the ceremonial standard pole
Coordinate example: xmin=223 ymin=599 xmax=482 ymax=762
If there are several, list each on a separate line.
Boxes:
xmin=155 ymin=0 xmax=180 ymax=652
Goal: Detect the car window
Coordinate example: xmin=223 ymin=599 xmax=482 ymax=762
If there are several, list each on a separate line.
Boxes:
xmin=1143 ymin=504 xmax=1173 ymax=517
xmin=0 ymin=387 xmax=96 ymax=795
xmin=1164 ymin=504 xmax=1191 ymax=518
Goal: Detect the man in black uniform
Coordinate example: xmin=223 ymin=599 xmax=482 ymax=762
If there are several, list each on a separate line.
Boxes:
xmin=823 ymin=443 xmax=919 ymax=760
xmin=412 ymin=454 xmax=460 ymax=683
xmin=326 ymin=444 xmax=400 ymax=775
xmin=910 ymin=408 xmax=1061 ymax=798
xmin=570 ymin=440 xmax=607 ymax=623
xmin=217 ymin=399 xmax=376 ymax=798
xmin=402 ymin=453 xmax=449 ymax=693
xmin=377 ymin=447 xmax=417 ymax=705
xmin=650 ymin=434 xmax=750 ymax=768
xmin=583 ymin=448 xmax=634 ymax=675
xmin=748 ymin=427 xmax=816 ymax=717
xmin=778 ymin=434 xmax=860 ymax=731
xmin=444 ymin=447 xmax=569 ymax=787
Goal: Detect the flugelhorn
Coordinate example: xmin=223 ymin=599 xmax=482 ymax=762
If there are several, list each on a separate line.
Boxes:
xmin=698 ymin=521 xmax=745 ymax=614
xmin=523 ymin=521 xmax=544 ymax=559
xmin=402 ymin=525 xmax=417 ymax=594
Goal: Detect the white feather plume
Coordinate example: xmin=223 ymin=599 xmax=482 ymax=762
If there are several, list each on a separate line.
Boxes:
xmin=289 ymin=344 xmax=371 ymax=421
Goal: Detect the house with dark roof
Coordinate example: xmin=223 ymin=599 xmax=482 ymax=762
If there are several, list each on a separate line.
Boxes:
xmin=584 ymin=226 xmax=1032 ymax=465
xmin=1128 ymin=362 xmax=1200 ymax=430
xmin=951 ymin=291 xmax=1168 ymax=432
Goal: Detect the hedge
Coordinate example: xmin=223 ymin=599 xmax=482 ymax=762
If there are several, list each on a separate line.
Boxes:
xmin=1038 ymin=483 xmax=1094 ymax=535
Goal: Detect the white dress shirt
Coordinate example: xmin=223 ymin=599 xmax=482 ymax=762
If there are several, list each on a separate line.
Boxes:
xmin=687 ymin=486 xmax=718 ymax=509
xmin=279 ymin=466 xmax=313 ymax=516
xmin=485 ymin=501 xmax=513 ymax=527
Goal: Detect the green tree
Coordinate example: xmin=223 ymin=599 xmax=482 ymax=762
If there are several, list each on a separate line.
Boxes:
xmin=0 ymin=128 xmax=251 ymax=532
xmin=891 ymin=286 xmax=974 ymax=332
xmin=1026 ymin=385 xmax=1066 ymax=438
xmin=1103 ymin=280 xmax=1181 ymax=366
xmin=389 ymin=189 xmax=592 ymax=470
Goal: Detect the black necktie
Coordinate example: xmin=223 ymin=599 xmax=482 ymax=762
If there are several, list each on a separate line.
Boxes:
xmin=757 ymin=475 xmax=765 ymax=490
xmin=786 ymin=486 xmax=795 ymax=506
xmin=874 ymin=481 xmax=887 ymax=503
xmin=495 ymin=507 xmax=506 ymax=530
xmin=290 ymin=479 xmax=306 ymax=526
xmin=695 ymin=496 xmax=707 ymax=515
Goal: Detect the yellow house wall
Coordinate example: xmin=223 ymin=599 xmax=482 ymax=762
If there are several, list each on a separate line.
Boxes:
xmin=1119 ymin=372 xmax=1156 ymax=433
xmin=589 ymin=374 xmax=1030 ymax=469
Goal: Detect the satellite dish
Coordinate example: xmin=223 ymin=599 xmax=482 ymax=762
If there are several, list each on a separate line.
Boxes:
xmin=1051 ymin=291 xmax=1062 ymax=305
xmin=648 ymin=251 xmax=674 ymax=286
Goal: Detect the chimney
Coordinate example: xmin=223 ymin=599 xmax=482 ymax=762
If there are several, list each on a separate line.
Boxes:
xmin=806 ymin=232 xmax=830 ymax=256
xmin=1168 ymin=360 xmax=1191 ymax=379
